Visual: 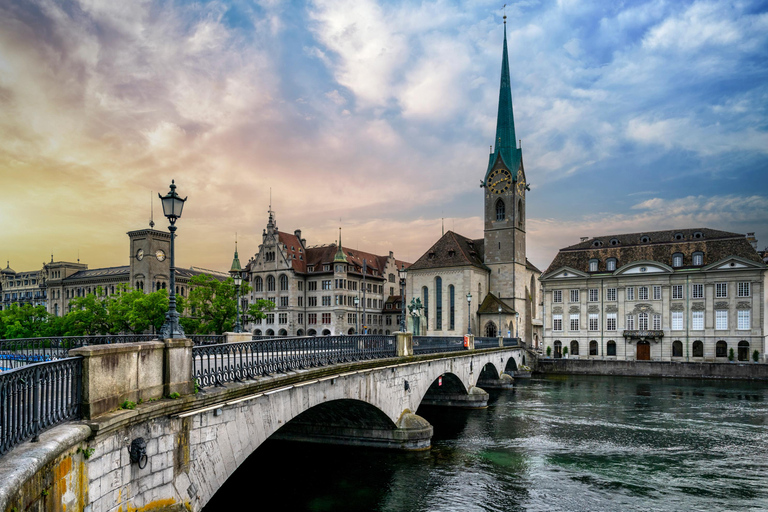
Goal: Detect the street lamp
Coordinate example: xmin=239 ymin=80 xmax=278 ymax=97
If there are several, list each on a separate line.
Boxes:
xmin=466 ymin=292 xmax=472 ymax=335
xmin=158 ymin=180 xmax=187 ymax=339
xmin=498 ymin=305 xmax=502 ymax=339
xmin=230 ymin=243 xmax=243 ymax=333
xmin=398 ymin=264 xmax=407 ymax=332
xmin=515 ymin=311 xmax=520 ymax=339
xmin=353 ymin=296 xmax=360 ymax=334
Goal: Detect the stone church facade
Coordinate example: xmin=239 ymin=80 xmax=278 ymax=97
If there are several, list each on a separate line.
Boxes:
xmin=406 ymin=20 xmax=542 ymax=347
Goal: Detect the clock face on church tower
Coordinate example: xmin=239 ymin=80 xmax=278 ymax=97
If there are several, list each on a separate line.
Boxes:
xmin=516 ymin=169 xmax=526 ymax=194
xmin=487 ymin=168 xmax=512 ymax=194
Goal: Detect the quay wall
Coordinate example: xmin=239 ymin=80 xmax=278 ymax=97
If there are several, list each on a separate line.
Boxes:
xmin=537 ymin=359 xmax=768 ymax=381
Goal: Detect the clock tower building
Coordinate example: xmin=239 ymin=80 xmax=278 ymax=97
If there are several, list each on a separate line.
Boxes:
xmin=128 ymin=228 xmax=172 ymax=293
xmin=483 ymin=16 xmax=527 ymax=315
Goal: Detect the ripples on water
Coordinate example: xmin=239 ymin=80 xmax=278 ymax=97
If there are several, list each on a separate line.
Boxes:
xmin=203 ymin=376 xmax=768 ymax=511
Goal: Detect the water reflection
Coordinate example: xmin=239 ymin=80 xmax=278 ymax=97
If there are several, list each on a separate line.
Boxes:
xmin=203 ymin=376 xmax=768 ymax=512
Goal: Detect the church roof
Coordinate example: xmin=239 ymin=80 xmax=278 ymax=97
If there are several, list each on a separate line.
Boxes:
xmin=486 ymin=20 xmax=522 ymax=177
xmin=477 ymin=292 xmax=517 ymax=315
xmin=544 ymin=227 xmax=764 ymax=275
xmin=65 ymin=266 xmax=129 ymax=281
xmin=409 ymin=231 xmax=488 ymax=272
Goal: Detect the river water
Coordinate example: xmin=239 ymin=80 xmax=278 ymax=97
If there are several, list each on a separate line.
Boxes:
xmin=203 ymin=375 xmax=768 ymax=511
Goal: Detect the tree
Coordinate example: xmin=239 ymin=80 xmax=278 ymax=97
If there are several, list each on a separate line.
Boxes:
xmin=180 ymin=274 xmax=273 ymax=334
xmin=0 ymin=303 xmax=51 ymax=339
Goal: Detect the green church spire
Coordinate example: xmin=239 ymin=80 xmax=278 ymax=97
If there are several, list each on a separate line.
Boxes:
xmin=487 ymin=16 xmax=522 ymax=177
xmin=333 ymin=227 xmax=348 ymax=263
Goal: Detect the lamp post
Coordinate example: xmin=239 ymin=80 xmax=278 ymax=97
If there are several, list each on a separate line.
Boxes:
xmin=398 ymin=264 xmax=407 ymax=332
xmin=515 ymin=311 xmax=520 ymax=339
xmin=353 ymin=296 xmax=360 ymax=333
xmin=158 ymin=180 xmax=187 ymax=339
xmin=230 ymin=243 xmax=243 ymax=333
xmin=498 ymin=305 xmax=502 ymax=339
xmin=466 ymin=292 xmax=472 ymax=335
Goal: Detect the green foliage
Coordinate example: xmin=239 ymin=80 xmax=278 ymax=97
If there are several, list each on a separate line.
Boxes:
xmin=753 ymin=350 xmax=759 ymax=363
xmin=562 ymin=346 xmax=568 ymax=356
xmin=77 ymin=447 xmax=95 ymax=459
xmin=120 ymin=400 xmax=137 ymax=410
xmin=546 ymin=346 xmax=551 ymax=357
xmin=179 ymin=274 xmax=273 ymax=334
xmin=168 ymin=392 xmax=181 ymax=399
xmin=0 ymin=303 xmax=52 ymax=339
xmin=728 ymin=348 xmax=735 ymax=361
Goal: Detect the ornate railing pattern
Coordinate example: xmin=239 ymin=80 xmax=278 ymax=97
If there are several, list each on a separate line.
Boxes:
xmin=502 ymin=337 xmax=521 ymax=348
xmin=188 ymin=335 xmax=227 ymax=345
xmin=412 ymin=336 xmax=465 ymax=354
xmin=0 ymin=335 xmax=158 ymax=370
xmin=193 ymin=335 xmax=397 ymax=388
xmin=0 ymin=357 xmax=82 ymax=456
xmin=474 ymin=337 xmax=499 ymax=349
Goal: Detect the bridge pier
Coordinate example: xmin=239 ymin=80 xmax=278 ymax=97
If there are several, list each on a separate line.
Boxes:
xmin=420 ymin=385 xmax=489 ymax=408
xmin=477 ymin=373 xmax=514 ymax=390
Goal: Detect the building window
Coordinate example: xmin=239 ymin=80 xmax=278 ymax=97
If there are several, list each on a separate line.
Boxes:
xmin=692 ymin=340 xmax=704 ymax=357
xmin=626 ymin=315 xmax=635 ymax=330
xmin=553 ymin=290 xmax=562 ymax=303
xmin=570 ymin=340 xmax=579 ymax=355
xmin=588 ymin=289 xmax=599 ymax=302
xmin=308 ymin=313 xmax=317 ymax=324
xmin=606 ymin=288 xmax=617 ymax=301
xmin=653 ymin=286 xmax=661 ymax=300
xmin=422 ymin=287 xmax=429 ymax=323
xmin=606 ymin=258 xmax=617 ymax=271
xmin=672 ymin=285 xmax=683 ymax=299
xmin=435 ymin=277 xmax=442 ymax=330
xmin=254 ymin=277 xmax=263 ymax=292
xmin=652 ymin=314 xmax=661 ymax=330
xmin=322 ymin=313 xmax=331 ymax=324
xmin=553 ymin=314 xmax=563 ymax=331
xmin=280 ymin=297 xmax=288 ymax=307
xmin=266 ymin=313 xmax=275 ymax=324
xmin=279 ymin=274 xmax=289 ymax=291
xmin=308 ymin=297 xmax=317 ymax=307
xmin=449 ymin=285 xmax=455 ymax=330
xmin=569 ymin=314 xmax=579 ymax=331
xmin=606 ymin=313 xmax=617 ymax=331
xmin=737 ymin=310 xmax=750 ymax=330
xmin=716 ymin=340 xmax=727 ymax=358
xmin=691 ymin=284 xmax=703 ymax=299
xmin=738 ymin=340 xmax=750 ymax=361
xmin=715 ymin=283 xmax=727 ymax=298
xmin=672 ymin=311 xmax=683 ymax=330
xmin=322 ymin=280 xmax=332 ymax=290
xmin=589 ymin=259 xmax=598 ymax=272
xmin=638 ymin=287 xmax=648 ymax=300
xmin=607 ymin=340 xmax=617 ymax=356
xmin=737 ymin=282 xmax=750 ymax=297
xmin=672 ymin=340 xmax=683 ymax=357
xmin=589 ymin=313 xmax=599 ymax=331
xmin=626 ymin=287 xmax=635 ymax=301
xmin=570 ymin=289 xmax=579 ymax=303
xmin=672 ymin=253 xmax=683 ymax=267
xmin=267 ymin=275 xmax=276 ymax=292
xmin=589 ymin=340 xmax=598 ymax=356
xmin=308 ymin=281 xmax=317 ymax=291
xmin=279 ymin=313 xmax=288 ymax=324
xmin=638 ymin=312 xmax=648 ymax=330
xmin=496 ymin=199 xmax=505 ymax=221
xmin=322 ymin=296 xmax=331 ymax=306
xmin=716 ymin=310 xmax=728 ymax=330
xmin=692 ymin=252 xmax=703 ymax=266
xmin=692 ymin=311 xmax=704 ymax=330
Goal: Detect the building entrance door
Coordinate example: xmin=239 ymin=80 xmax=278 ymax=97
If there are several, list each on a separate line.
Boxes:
xmin=637 ymin=341 xmax=651 ymax=361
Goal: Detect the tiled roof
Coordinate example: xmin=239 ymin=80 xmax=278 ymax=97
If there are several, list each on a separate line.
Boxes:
xmin=409 ymin=231 xmax=487 ymax=271
xmin=65 ymin=266 xmax=129 ymax=281
xmin=477 ymin=292 xmax=516 ymax=315
xmin=544 ymin=227 xmax=764 ymax=275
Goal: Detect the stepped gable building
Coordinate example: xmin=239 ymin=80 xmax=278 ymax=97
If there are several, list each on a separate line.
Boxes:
xmin=406 ymin=18 xmax=542 ymax=345
xmin=540 ymin=228 xmax=767 ymax=362
xmin=0 ymin=224 xmax=224 ymax=318
xmin=244 ymin=210 xmax=409 ymax=336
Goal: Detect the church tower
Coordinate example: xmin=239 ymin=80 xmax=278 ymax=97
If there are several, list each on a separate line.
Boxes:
xmin=483 ymin=16 xmax=527 ymax=309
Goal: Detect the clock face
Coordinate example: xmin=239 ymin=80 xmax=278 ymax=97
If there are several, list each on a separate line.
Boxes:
xmin=155 ymin=250 xmax=166 ymax=262
xmin=516 ymin=170 xmax=526 ymax=194
xmin=487 ymin=168 xmax=512 ymax=194
xmin=136 ymin=249 xmax=144 ymax=261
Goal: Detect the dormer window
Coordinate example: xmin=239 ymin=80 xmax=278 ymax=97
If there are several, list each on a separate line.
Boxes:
xmin=323 ymin=265 xmax=330 ymax=272
xmin=448 ymin=250 xmax=455 ymax=257
xmin=692 ymin=252 xmax=704 ymax=266
xmin=606 ymin=258 xmax=617 ymax=271
xmin=589 ymin=259 xmax=599 ymax=272
xmin=428 ymin=252 xmax=436 ymax=260
xmin=672 ymin=253 xmax=684 ymax=267
xmin=640 ymin=235 xmax=650 ymax=243
xmin=693 ymin=231 xmax=703 ymax=239
xmin=592 ymin=240 xmax=603 ymax=247
xmin=609 ymin=238 xmax=619 ymax=246
xmin=308 ymin=265 xmax=314 ymax=272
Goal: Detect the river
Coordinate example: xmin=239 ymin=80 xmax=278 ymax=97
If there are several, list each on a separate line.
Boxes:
xmin=203 ymin=375 xmax=768 ymax=511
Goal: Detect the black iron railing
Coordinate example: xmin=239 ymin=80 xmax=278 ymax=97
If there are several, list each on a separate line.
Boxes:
xmin=0 ymin=335 xmax=158 ymax=370
xmin=502 ymin=337 xmax=521 ymax=348
xmin=188 ymin=334 xmax=227 ymax=345
xmin=193 ymin=335 xmax=396 ymax=388
xmin=474 ymin=337 xmax=500 ymax=349
xmin=0 ymin=357 xmax=82 ymax=456
xmin=412 ymin=336 xmax=465 ymax=354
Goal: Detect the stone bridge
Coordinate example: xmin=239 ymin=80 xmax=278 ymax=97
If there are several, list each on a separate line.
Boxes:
xmin=0 ymin=335 xmax=532 ymax=512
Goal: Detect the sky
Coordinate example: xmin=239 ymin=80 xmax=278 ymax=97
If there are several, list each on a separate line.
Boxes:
xmin=1 ymin=0 xmax=767 ymax=274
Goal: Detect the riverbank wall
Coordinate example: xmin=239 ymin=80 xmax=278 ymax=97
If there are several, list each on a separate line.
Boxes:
xmin=537 ymin=359 xmax=768 ymax=381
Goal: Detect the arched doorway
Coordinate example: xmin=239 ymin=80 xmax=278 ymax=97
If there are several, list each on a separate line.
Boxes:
xmin=485 ymin=322 xmax=497 ymax=337
xmin=307 ymin=329 xmax=317 ymax=336
xmin=554 ymin=340 xmax=562 ymax=358
xmin=589 ymin=340 xmax=598 ymax=356
xmin=322 ymin=329 xmax=331 ymax=336
xmin=570 ymin=340 xmax=579 ymax=356
xmin=278 ymin=329 xmax=288 ymax=337
xmin=347 ymin=328 xmax=355 ymax=334
xmin=637 ymin=341 xmax=650 ymax=361
xmin=297 ymin=329 xmax=305 ymax=336
xmin=738 ymin=340 xmax=750 ymax=361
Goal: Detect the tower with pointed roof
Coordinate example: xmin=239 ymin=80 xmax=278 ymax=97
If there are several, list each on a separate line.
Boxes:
xmin=483 ymin=14 xmax=527 ymax=315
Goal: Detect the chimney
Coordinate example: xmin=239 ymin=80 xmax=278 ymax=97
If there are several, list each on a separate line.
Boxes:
xmin=746 ymin=232 xmax=757 ymax=250
xmin=580 ymin=237 xmax=589 ymax=242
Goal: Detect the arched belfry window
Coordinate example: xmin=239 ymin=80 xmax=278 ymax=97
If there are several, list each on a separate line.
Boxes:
xmin=495 ymin=199 xmax=505 ymax=221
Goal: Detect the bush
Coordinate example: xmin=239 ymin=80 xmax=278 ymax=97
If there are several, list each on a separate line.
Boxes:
xmin=546 ymin=346 xmax=551 ymax=357
xmin=753 ymin=350 xmax=760 ymax=363
xmin=563 ymin=346 xmax=569 ymax=356
xmin=728 ymin=348 xmax=735 ymax=361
